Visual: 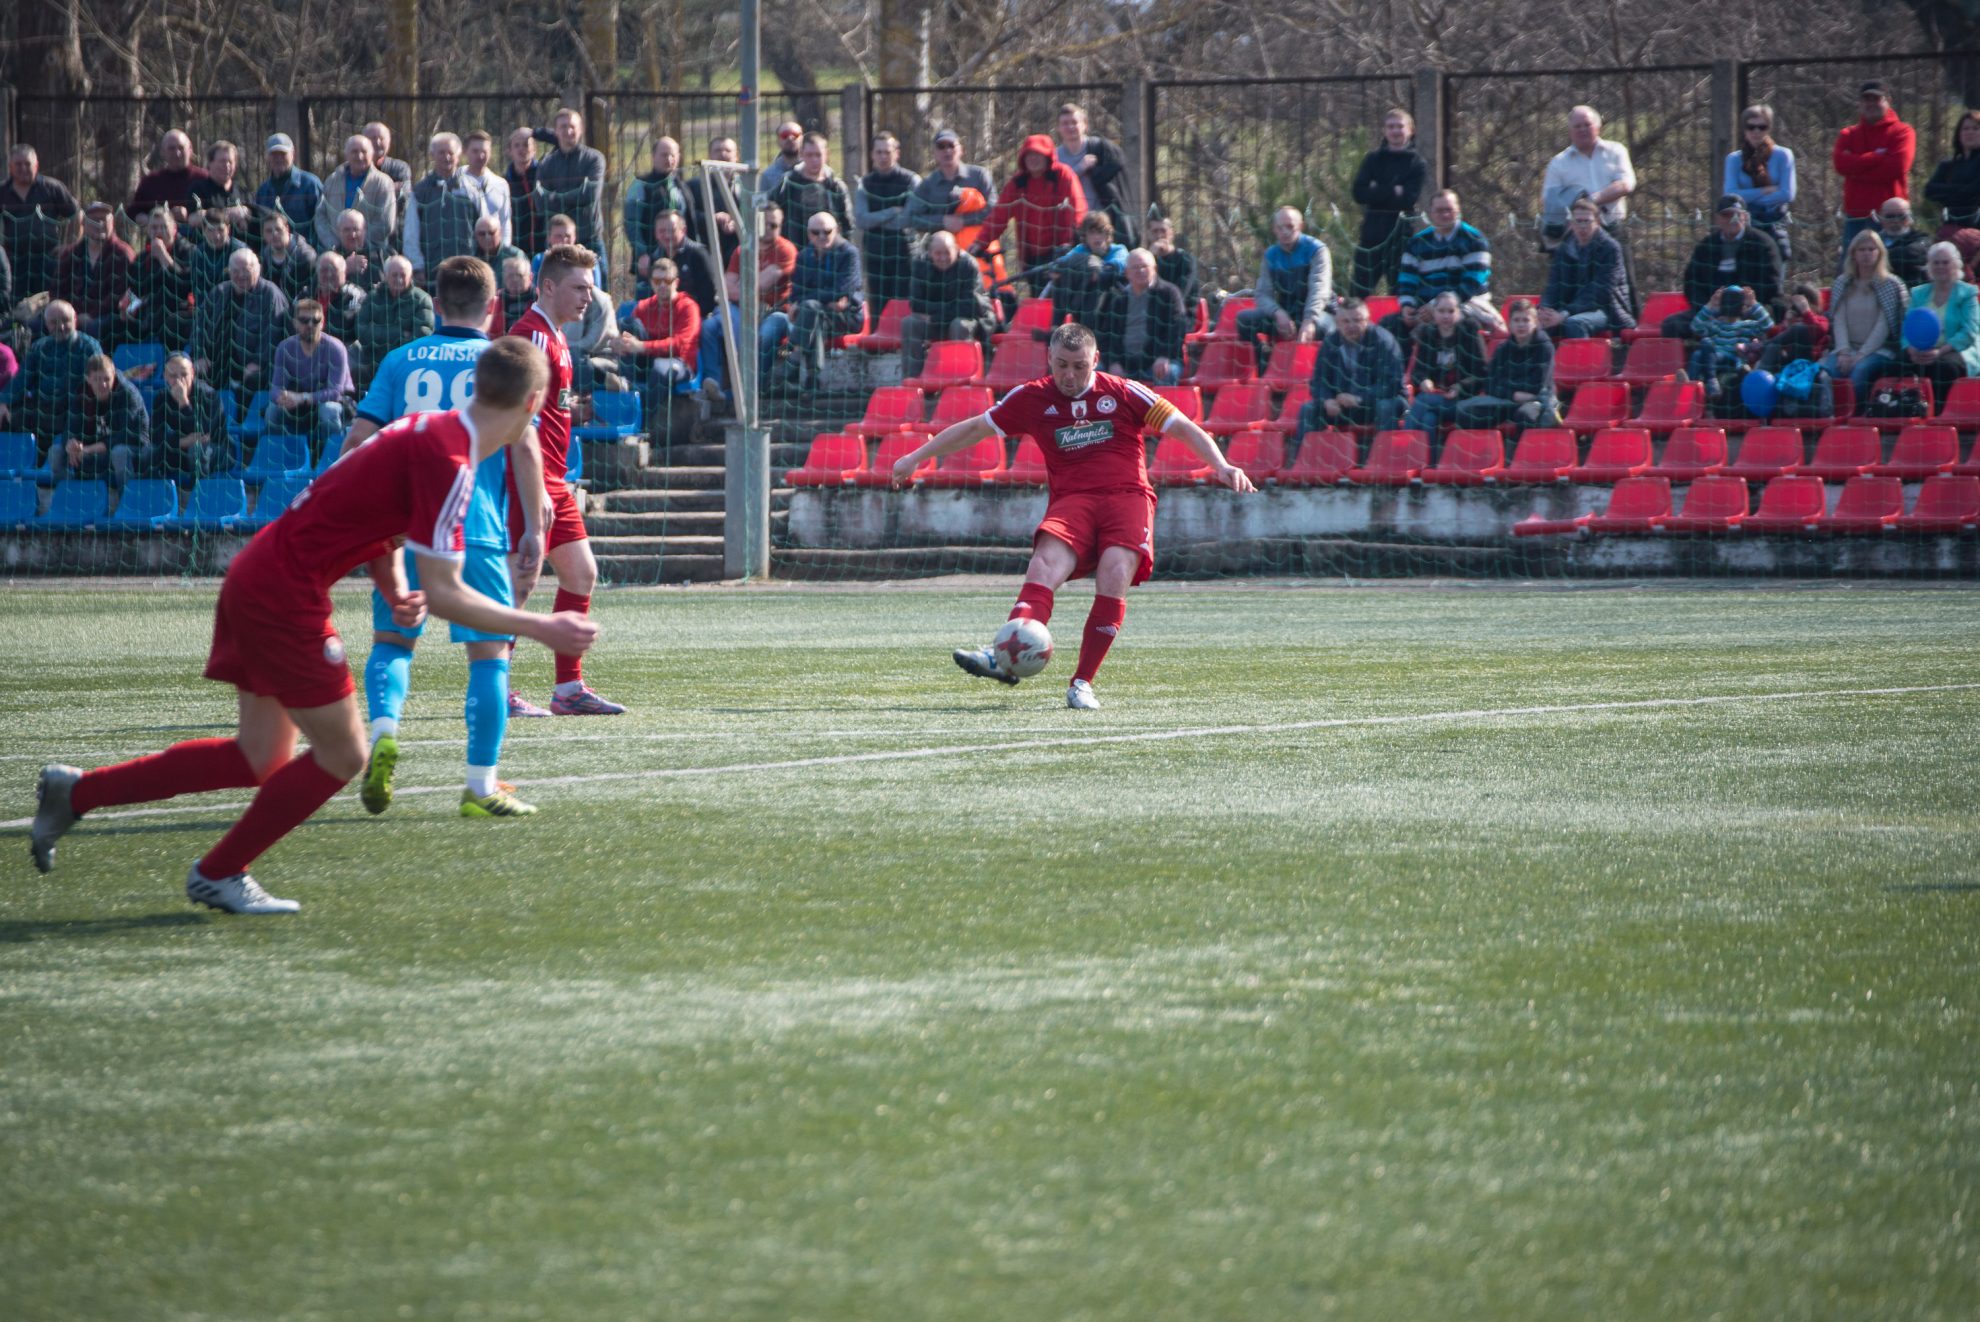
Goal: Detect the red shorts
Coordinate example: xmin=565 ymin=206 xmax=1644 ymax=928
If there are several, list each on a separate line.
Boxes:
xmin=507 ymin=483 xmax=588 ymax=552
xmin=203 ymin=566 xmax=353 ymax=710
xmin=1034 ymin=489 xmax=1157 ymax=587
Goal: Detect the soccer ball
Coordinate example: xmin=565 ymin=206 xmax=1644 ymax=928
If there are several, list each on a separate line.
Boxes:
xmin=992 ymin=618 xmax=1054 ymax=679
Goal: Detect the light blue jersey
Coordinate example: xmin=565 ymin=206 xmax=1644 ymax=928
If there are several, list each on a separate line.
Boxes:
xmin=358 ymin=326 xmax=506 ymax=549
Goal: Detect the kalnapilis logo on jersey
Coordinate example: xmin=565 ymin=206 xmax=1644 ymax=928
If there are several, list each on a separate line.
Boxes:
xmin=1053 ymin=419 xmax=1114 ymax=452
xmin=557 ymin=388 xmax=576 ymax=412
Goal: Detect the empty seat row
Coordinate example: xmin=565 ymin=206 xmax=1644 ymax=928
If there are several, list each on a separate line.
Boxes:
xmin=1514 ymin=473 xmax=1980 ymax=537
xmin=0 ymin=475 xmax=308 ymax=531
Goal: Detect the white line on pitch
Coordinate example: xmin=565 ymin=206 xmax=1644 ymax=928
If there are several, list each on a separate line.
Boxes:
xmin=5 ymin=682 xmax=1975 ymax=831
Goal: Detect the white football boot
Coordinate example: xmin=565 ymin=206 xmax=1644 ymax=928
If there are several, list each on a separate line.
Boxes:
xmin=1066 ymin=679 xmax=1101 ymax=710
xmin=186 ymin=863 xmax=300 ymax=915
xmin=30 ymin=764 xmax=82 ymax=874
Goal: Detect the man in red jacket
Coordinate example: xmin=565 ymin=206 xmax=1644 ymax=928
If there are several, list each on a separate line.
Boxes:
xmin=1833 ymin=79 xmax=1916 ymax=268
xmin=974 ymin=133 xmax=1086 ymax=283
xmin=613 ymin=256 xmax=701 ymax=401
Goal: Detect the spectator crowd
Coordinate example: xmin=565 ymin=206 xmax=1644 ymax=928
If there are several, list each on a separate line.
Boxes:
xmin=5 ymin=78 xmax=1980 ymax=497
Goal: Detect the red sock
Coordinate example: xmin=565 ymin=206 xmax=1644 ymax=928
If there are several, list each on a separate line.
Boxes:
xmin=1009 ymin=582 xmax=1055 ymax=625
xmin=71 ymin=738 xmax=260 ymax=816
xmin=198 ymin=751 xmax=349 ymax=878
xmin=551 ymin=589 xmax=590 ymax=684
xmin=1073 ymin=595 xmax=1126 ymax=684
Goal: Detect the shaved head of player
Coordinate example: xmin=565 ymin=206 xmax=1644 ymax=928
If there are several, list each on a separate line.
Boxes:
xmin=29 ymin=337 xmax=598 ymax=914
xmin=891 ymin=321 xmax=1255 ymax=709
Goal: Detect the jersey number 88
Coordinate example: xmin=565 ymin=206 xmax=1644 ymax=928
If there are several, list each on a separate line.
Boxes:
xmin=404 ymin=367 xmax=475 ymax=413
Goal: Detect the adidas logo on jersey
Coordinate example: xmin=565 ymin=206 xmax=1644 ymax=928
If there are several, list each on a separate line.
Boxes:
xmin=1044 ymin=405 xmax=1059 ymax=416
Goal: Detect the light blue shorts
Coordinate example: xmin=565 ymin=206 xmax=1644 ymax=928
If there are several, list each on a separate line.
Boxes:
xmin=371 ymin=544 xmax=515 ymax=644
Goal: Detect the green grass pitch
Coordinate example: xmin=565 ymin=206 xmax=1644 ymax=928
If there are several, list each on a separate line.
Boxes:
xmin=2 ymin=581 xmax=1977 ymax=1320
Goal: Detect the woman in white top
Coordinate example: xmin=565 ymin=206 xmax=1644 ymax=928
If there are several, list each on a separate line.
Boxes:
xmin=1820 ymin=228 xmax=1906 ymax=400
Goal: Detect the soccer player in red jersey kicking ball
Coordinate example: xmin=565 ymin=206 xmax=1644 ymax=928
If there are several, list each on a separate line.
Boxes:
xmin=28 ymin=339 xmax=598 ymax=914
xmin=503 ymin=242 xmax=626 ymax=716
xmin=892 ymin=322 xmax=1255 ymax=709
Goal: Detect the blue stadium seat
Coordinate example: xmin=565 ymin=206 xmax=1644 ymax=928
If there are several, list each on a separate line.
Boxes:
xmin=244 ymin=433 xmax=310 ymax=484
xmin=233 ymin=390 xmax=271 ymax=444
xmin=0 ymin=432 xmax=41 ymax=479
xmin=565 ymin=441 xmax=582 ymax=485
xmin=574 ymin=390 xmax=641 ymax=442
xmin=171 ymin=478 xmax=248 ymax=529
xmin=38 ymin=480 xmax=110 ymax=529
xmin=0 ymin=478 xmax=38 ymax=527
xmin=215 ymin=386 xmax=240 ymax=427
xmin=107 ymin=478 xmax=179 ymax=527
xmin=314 ymin=444 xmax=344 ymax=476
xmin=230 ymin=473 xmax=310 ymax=529
xmin=113 ymin=342 xmax=168 ymax=401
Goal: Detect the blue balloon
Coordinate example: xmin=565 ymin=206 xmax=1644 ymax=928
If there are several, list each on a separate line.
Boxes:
xmin=1904 ymin=307 xmax=1943 ymax=352
xmin=1741 ymin=369 xmax=1780 ymax=418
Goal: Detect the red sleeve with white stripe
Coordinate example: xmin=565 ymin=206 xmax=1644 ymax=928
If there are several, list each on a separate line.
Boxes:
xmin=402 ymin=413 xmax=474 ymax=561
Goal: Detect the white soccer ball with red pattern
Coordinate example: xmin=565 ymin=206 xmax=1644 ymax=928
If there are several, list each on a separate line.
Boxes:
xmin=993 ymin=618 xmax=1054 ymax=679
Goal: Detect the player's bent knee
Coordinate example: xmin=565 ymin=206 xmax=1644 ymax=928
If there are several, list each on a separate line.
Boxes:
xmin=373 ymin=631 xmax=417 ymax=651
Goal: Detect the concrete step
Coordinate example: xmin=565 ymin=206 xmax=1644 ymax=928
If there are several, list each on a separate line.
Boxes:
xmin=597 ymin=487 xmax=726 ymax=513
xmin=585 ymin=510 xmax=726 ymax=537
xmin=596 ymin=553 xmax=725 ymax=584
xmin=773 ymin=545 xmax=1032 ymax=579
xmin=610 ymin=465 xmax=726 ymax=491
xmin=591 ymin=534 xmax=727 ymax=556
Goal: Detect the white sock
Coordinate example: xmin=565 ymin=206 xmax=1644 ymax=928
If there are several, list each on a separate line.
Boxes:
xmin=370 ymin=717 xmax=399 ymax=740
xmin=553 ymin=680 xmax=585 ymax=698
xmin=466 ymin=766 xmax=497 ymax=797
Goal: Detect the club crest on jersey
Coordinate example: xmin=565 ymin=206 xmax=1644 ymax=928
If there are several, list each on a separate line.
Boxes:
xmin=323 ymin=635 xmax=345 ymax=666
xmin=1054 ymin=419 xmax=1113 ymax=451
xmin=1097 ymin=395 xmax=1117 ymax=414
xmin=1072 ymin=399 xmax=1088 ymax=418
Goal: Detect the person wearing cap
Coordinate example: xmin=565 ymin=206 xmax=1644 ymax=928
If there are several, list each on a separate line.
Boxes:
xmin=255 ymin=133 xmax=324 ymax=234
xmin=131 ymin=130 xmax=211 ymax=222
xmin=1833 ymin=79 xmax=1915 ymax=264
xmin=1661 ymin=194 xmax=1784 ymax=340
xmin=905 ymin=130 xmax=996 ymax=242
xmin=51 ymin=201 xmax=134 ymax=339
xmin=757 ymin=122 xmax=806 ymax=199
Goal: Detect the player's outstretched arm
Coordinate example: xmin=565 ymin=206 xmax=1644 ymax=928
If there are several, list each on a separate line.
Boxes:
xmin=414 ymin=550 xmax=598 ymax=655
xmin=1165 ymin=414 xmax=1257 ymax=493
xmin=893 ymin=414 xmax=997 ymax=487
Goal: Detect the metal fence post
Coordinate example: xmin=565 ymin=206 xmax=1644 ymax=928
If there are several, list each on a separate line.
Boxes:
xmin=275 ymin=96 xmax=304 ymax=172
xmin=1415 ymin=68 xmax=1446 ymax=189
xmin=840 ymin=85 xmax=867 ymax=189
xmin=1122 ymin=76 xmax=1150 ymax=227
xmin=1710 ymin=61 xmax=1738 ymax=209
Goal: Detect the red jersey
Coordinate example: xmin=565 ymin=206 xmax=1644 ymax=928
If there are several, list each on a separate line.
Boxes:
xmin=247 ymin=409 xmax=476 ymax=592
xmin=506 ymin=303 xmax=575 ymax=491
xmin=985 ymin=371 xmax=1178 ymax=497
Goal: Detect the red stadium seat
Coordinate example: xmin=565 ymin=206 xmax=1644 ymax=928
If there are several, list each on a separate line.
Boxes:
xmin=1184 ymin=340 xmax=1258 ymax=387
xmin=1563 ymin=381 xmax=1631 ymax=435
xmin=831 ymin=304 xmax=871 ymax=350
xmin=1223 ymin=430 xmax=1284 ymax=482
xmin=1206 ymin=295 xmax=1256 ymax=341
xmin=1851 ymin=376 xmax=1936 ymax=430
xmin=1345 ymin=430 xmax=1429 ymax=485
xmin=1364 ymin=294 xmax=1402 ymax=323
xmin=1817 ymin=474 xmax=1903 ymax=532
xmin=1278 ymin=430 xmax=1356 ymax=486
xmin=786 ymin=432 xmax=867 ymax=487
xmin=992 ymin=296 xmax=1056 ymax=344
xmin=1660 ymin=474 xmax=1750 ymax=532
xmin=1957 ymin=440 xmax=1980 ymax=477
xmin=1203 ymin=382 xmax=1276 ymax=436
xmin=975 ymin=337 xmax=1049 ymax=392
xmin=1418 ymin=429 xmax=1505 ymax=485
xmin=855 ymin=299 xmax=911 ymax=352
xmin=1645 ymin=427 xmax=1728 ymax=481
xmin=1264 ymin=386 xmax=1311 ymax=435
xmin=849 ymin=386 xmax=927 ymax=438
xmin=1003 ymin=436 xmax=1049 ymax=484
xmin=853 ymin=431 xmax=933 ymax=487
xmin=1500 ymin=428 xmax=1578 ymax=483
xmin=924 ymin=386 xmax=994 ymax=436
xmin=1552 ymin=337 xmax=1614 ymax=391
xmin=1867 ymin=424 xmax=1959 ymax=479
xmin=1150 ymin=435 xmax=1211 ymax=485
xmin=1625 ymin=293 xmax=1689 ymax=341
xmin=1151 ymin=384 xmax=1204 ymax=421
xmin=1565 ymin=427 xmax=1652 ymax=483
xmin=1939 ymin=378 xmax=1980 ymax=433
xmin=1724 ymin=426 xmax=1805 ymax=481
xmin=1583 ymin=475 xmax=1673 ymax=533
xmin=1262 ymin=342 xmax=1319 ymax=391
xmin=922 ymin=435 xmax=1006 ymax=487
xmin=1744 ymin=475 xmax=1827 ymax=533
xmin=1615 ymin=336 xmax=1684 ymax=387
xmin=1626 ymin=379 xmax=1706 ymax=434
xmin=1795 ymin=425 xmax=1881 ymax=481
xmin=904 ymin=340 xmax=984 ymax=391
xmin=1894 ymin=474 xmax=1980 ymax=532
